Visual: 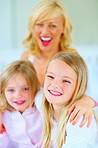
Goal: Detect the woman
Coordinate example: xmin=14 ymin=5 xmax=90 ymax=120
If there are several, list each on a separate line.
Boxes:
xmin=20 ymin=0 xmax=97 ymax=127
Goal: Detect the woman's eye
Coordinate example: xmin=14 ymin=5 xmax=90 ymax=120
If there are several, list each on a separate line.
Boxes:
xmin=50 ymin=25 xmax=56 ymax=28
xmin=36 ymin=23 xmax=43 ymax=26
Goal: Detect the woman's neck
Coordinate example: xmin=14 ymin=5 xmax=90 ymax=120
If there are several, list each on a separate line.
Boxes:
xmin=35 ymin=48 xmax=60 ymax=61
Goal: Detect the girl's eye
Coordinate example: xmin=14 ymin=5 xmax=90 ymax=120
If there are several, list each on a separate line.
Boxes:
xmin=47 ymin=75 xmax=54 ymax=79
xmin=23 ymin=87 xmax=29 ymax=91
xmin=63 ymin=80 xmax=70 ymax=83
xmin=8 ymin=89 xmax=14 ymax=92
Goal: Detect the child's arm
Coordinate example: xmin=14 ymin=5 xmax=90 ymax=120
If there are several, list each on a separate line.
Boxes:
xmin=68 ymin=96 xmax=95 ymax=128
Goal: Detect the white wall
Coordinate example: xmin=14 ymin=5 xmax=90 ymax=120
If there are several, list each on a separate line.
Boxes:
xmin=0 ymin=0 xmax=12 ymax=49
xmin=61 ymin=0 xmax=98 ymax=45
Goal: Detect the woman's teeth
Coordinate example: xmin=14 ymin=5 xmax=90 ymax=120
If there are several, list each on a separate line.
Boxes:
xmin=41 ymin=37 xmax=51 ymax=41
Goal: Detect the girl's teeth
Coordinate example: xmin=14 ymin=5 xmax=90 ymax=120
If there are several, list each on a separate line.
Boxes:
xmin=17 ymin=101 xmax=22 ymax=103
xmin=50 ymin=91 xmax=61 ymax=96
xmin=16 ymin=101 xmax=24 ymax=104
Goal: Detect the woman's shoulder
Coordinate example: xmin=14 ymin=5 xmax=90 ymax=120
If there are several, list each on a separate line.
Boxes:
xmin=20 ymin=50 xmax=29 ymax=60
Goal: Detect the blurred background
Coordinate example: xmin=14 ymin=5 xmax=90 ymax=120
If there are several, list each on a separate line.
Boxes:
xmin=0 ymin=0 xmax=98 ymax=108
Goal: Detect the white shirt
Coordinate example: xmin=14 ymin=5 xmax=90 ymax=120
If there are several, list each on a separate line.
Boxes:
xmin=51 ymin=115 xmax=98 ymax=148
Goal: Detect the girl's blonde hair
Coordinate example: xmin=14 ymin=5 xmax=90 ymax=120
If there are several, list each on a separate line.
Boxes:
xmin=23 ymin=0 xmax=76 ymax=55
xmin=40 ymin=52 xmax=88 ymax=148
xmin=0 ymin=60 xmax=40 ymax=112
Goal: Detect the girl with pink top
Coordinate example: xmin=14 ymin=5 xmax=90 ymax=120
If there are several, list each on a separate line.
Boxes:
xmin=0 ymin=60 xmax=43 ymax=148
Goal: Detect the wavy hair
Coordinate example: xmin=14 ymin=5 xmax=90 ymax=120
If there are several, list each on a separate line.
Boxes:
xmin=23 ymin=0 xmax=76 ymax=55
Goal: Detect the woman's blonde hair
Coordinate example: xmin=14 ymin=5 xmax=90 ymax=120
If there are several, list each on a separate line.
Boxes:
xmin=40 ymin=52 xmax=88 ymax=148
xmin=23 ymin=0 xmax=75 ymax=55
xmin=0 ymin=60 xmax=40 ymax=112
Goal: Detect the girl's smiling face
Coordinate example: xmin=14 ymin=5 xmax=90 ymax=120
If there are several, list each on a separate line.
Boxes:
xmin=4 ymin=73 xmax=33 ymax=113
xmin=44 ymin=59 xmax=77 ymax=110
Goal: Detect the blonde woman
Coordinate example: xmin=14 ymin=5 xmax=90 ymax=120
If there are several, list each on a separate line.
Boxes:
xmin=40 ymin=52 xmax=98 ymax=148
xmin=0 ymin=60 xmax=43 ymax=148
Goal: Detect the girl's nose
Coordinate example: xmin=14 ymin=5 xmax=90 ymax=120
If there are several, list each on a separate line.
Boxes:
xmin=14 ymin=90 xmax=23 ymax=99
xmin=51 ymin=80 xmax=61 ymax=89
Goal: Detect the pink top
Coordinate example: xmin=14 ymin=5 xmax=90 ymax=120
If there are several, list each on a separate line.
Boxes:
xmin=2 ymin=104 xmax=43 ymax=148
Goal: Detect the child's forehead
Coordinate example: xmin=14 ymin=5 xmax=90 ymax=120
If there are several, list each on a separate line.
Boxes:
xmin=47 ymin=59 xmax=75 ymax=73
xmin=8 ymin=72 xmax=27 ymax=84
xmin=48 ymin=59 xmax=65 ymax=67
xmin=12 ymin=72 xmax=24 ymax=78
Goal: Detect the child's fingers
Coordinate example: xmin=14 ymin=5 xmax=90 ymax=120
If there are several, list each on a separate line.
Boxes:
xmin=68 ymin=104 xmax=75 ymax=116
xmin=87 ymin=113 xmax=92 ymax=128
xmin=71 ymin=111 xmax=83 ymax=125
xmin=69 ymin=107 xmax=80 ymax=122
xmin=79 ymin=114 xmax=88 ymax=128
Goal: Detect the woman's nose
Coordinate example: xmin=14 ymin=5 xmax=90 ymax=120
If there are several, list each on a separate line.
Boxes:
xmin=42 ymin=25 xmax=49 ymax=35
